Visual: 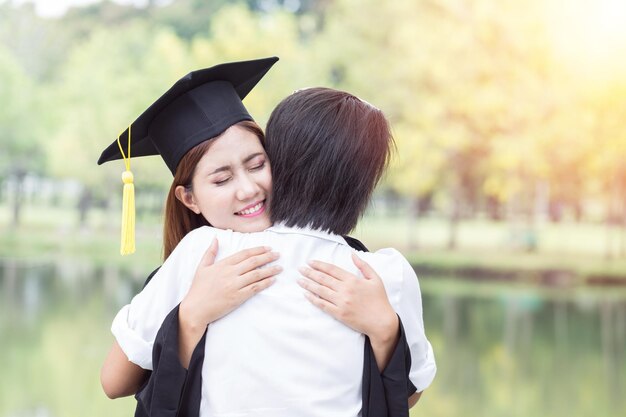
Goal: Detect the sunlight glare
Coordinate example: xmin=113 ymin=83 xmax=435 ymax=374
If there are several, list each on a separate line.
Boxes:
xmin=546 ymin=0 xmax=626 ymax=84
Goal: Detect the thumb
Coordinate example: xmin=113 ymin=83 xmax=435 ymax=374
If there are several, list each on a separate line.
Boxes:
xmin=201 ymin=238 xmax=219 ymax=267
xmin=351 ymin=253 xmax=379 ymax=281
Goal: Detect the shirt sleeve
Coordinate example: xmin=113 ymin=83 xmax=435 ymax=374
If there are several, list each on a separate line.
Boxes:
xmin=111 ymin=227 xmax=215 ymax=370
xmin=388 ymin=249 xmax=437 ymax=392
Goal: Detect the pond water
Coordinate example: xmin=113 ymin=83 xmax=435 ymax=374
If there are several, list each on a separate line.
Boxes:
xmin=0 ymin=260 xmax=624 ymax=417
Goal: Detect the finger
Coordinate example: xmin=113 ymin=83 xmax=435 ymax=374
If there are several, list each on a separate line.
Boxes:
xmin=298 ymin=266 xmax=340 ymax=291
xmin=351 ymin=253 xmax=379 ymax=281
xmin=297 ymin=277 xmax=339 ymax=305
xmin=302 ymin=291 xmax=340 ymax=317
xmin=239 ymin=276 xmax=276 ymax=299
xmin=222 ymin=246 xmax=271 ymax=265
xmin=200 ymin=238 xmax=219 ymax=267
xmin=239 ymin=265 xmax=283 ymax=287
xmin=307 ymin=260 xmax=353 ymax=282
xmin=235 ymin=251 xmax=280 ymax=274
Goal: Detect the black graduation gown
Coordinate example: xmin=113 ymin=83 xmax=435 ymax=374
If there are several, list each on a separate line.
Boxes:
xmin=133 ymin=237 xmax=417 ymax=417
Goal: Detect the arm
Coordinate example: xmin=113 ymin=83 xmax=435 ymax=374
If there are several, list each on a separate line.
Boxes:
xmin=102 ymin=236 xmax=281 ymax=400
xmin=368 ymin=319 xmax=399 ymax=372
xmin=134 ymin=242 xmax=282 ymax=416
xmin=408 ymin=391 xmax=422 ymax=408
xmin=100 ymin=265 xmax=164 ymax=399
xmin=299 ymin=252 xmax=431 ymax=412
xmin=101 ymin=340 xmax=148 ymax=399
xmin=298 ymin=253 xmax=399 ymax=371
xmin=353 ymin=254 xmax=400 ymax=372
xmin=177 ymin=240 xmax=281 ymax=368
xmin=396 ymin=253 xmax=437 ymax=395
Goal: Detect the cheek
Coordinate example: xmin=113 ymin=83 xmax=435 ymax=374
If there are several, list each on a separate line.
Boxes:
xmin=196 ymin=189 xmax=228 ymax=220
xmin=261 ymin=168 xmax=273 ymax=191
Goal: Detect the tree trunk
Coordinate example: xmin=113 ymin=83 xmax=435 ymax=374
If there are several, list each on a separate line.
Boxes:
xmin=77 ymin=186 xmax=93 ymax=228
xmin=407 ymin=198 xmax=419 ymax=250
xmin=447 ymin=191 xmax=461 ymax=250
xmin=605 ymin=214 xmax=614 ymax=261
xmin=616 ymin=166 xmax=626 ymax=258
xmin=3 ymin=259 xmax=18 ymax=315
xmin=11 ymin=170 xmax=26 ymax=228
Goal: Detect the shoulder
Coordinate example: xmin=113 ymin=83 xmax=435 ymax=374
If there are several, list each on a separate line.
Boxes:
xmin=358 ymin=247 xmax=411 ymax=271
xmin=376 ymin=248 xmax=415 ymax=275
xmin=181 ymin=225 xmax=229 ymax=246
xmin=373 ymin=248 xmax=419 ymax=287
xmin=354 ymin=248 xmax=413 ymax=302
xmin=167 ymin=226 xmax=225 ymax=261
xmin=184 ymin=225 xmax=218 ymax=240
xmin=373 ymin=247 xmax=406 ymax=260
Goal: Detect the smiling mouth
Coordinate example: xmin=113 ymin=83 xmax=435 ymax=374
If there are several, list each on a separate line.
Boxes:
xmin=235 ymin=200 xmax=266 ymax=217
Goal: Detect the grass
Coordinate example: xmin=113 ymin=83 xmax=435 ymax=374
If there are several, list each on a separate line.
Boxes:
xmin=1 ymin=202 xmax=626 ymax=281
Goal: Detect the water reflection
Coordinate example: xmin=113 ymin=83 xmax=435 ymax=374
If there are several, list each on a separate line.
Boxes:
xmin=421 ymin=279 xmax=626 ymax=417
xmin=0 ymin=261 xmax=142 ymax=327
xmin=0 ymin=261 xmax=625 ymax=417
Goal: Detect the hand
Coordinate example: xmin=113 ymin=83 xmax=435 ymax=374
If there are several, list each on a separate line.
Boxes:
xmin=180 ymin=239 xmax=281 ymax=331
xmin=297 ymin=253 xmax=398 ymax=344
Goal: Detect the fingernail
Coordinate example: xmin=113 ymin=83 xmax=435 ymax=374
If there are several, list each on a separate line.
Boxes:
xmin=264 ymin=246 xmax=272 ymax=251
xmin=298 ymin=266 xmax=308 ymax=274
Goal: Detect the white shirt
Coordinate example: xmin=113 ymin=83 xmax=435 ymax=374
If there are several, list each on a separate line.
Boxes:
xmin=112 ymin=224 xmax=436 ymax=417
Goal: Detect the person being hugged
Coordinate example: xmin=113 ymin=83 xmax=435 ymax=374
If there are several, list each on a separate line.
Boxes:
xmin=103 ymin=83 xmax=436 ymax=416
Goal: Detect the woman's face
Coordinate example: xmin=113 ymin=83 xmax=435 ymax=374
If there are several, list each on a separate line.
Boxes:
xmin=177 ymin=124 xmax=272 ymax=233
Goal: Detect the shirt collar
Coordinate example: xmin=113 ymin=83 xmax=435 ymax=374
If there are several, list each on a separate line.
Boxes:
xmin=267 ymin=222 xmax=348 ymax=245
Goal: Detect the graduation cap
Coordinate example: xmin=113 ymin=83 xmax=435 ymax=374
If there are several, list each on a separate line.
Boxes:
xmin=98 ymin=56 xmax=278 ymax=174
xmin=97 ymin=56 xmax=279 ymax=255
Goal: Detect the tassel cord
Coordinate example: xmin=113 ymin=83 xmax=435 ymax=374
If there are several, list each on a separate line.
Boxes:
xmin=117 ymin=126 xmax=136 ymax=255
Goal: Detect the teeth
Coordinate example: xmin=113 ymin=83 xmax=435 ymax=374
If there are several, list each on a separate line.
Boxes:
xmin=239 ymin=202 xmax=263 ymax=215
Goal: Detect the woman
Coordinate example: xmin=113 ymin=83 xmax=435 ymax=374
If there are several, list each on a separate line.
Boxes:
xmin=99 ymin=57 xmax=286 ymax=398
xmin=98 ymin=58 xmax=424 ymax=415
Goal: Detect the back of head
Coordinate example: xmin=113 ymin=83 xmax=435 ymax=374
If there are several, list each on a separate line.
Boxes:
xmin=265 ymin=87 xmax=393 ymax=235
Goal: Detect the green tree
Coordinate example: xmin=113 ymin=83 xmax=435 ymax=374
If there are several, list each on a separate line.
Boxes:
xmin=0 ymin=45 xmax=44 ymax=226
xmin=189 ymin=3 xmax=319 ymax=123
xmin=316 ymin=0 xmax=569 ymax=250
xmin=46 ymin=23 xmax=190 ymax=227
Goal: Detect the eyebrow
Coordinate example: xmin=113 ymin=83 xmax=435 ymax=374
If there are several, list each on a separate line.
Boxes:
xmin=208 ymin=152 xmax=265 ymax=176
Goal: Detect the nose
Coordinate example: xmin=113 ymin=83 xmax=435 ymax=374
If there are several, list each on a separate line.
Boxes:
xmin=235 ymin=172 xmax=261 ymax=201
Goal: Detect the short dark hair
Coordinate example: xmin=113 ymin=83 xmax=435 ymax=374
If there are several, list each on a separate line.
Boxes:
xmin=265 ymin=87 xmax=393 ymax=235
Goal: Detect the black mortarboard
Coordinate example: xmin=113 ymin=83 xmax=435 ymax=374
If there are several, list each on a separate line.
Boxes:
xmin=97 ymin=56 xmax=278 ymax=175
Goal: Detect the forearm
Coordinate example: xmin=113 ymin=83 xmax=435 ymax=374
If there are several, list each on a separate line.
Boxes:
xmin=368 ymin=313 xmax=400 ymax=372
xmin=178 ymin=300 xmax=209 ymax=369
xmin=101 ymin=341 xmax=148 ymax=398
xmin=408 ymin=391 xmax=422 ymax=408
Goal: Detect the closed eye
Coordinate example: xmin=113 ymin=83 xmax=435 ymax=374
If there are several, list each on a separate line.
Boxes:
xmin=249 ymin=161 xmax=266 ymax=171
xmin=214 ymin=177 xmax=231 ymax=186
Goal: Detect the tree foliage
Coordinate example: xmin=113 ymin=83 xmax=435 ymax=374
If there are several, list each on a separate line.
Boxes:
xmin=0 ymin=0 xmax=624 ymax=233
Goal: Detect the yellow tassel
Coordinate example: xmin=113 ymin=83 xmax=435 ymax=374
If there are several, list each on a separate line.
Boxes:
xmin=117 ymin=125 xmax=135 ymax=255
xmin=120 ymin=170 xmax=135 ymax=255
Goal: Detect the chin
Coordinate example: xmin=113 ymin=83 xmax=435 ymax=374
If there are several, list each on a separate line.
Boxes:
xmin=238 ymin=217 xmax=271 ymax=233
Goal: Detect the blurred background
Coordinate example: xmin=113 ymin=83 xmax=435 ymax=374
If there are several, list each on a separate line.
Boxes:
xmin=1 ymin=0 xmax=625 ymax=416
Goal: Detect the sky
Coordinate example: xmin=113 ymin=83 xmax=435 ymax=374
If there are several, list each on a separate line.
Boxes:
xmin=10 ymin=0 xmax=156 ymax=17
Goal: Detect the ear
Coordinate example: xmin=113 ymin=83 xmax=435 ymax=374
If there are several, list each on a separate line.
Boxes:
xmin=174 ymin=185 xmax=201 ymax=214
